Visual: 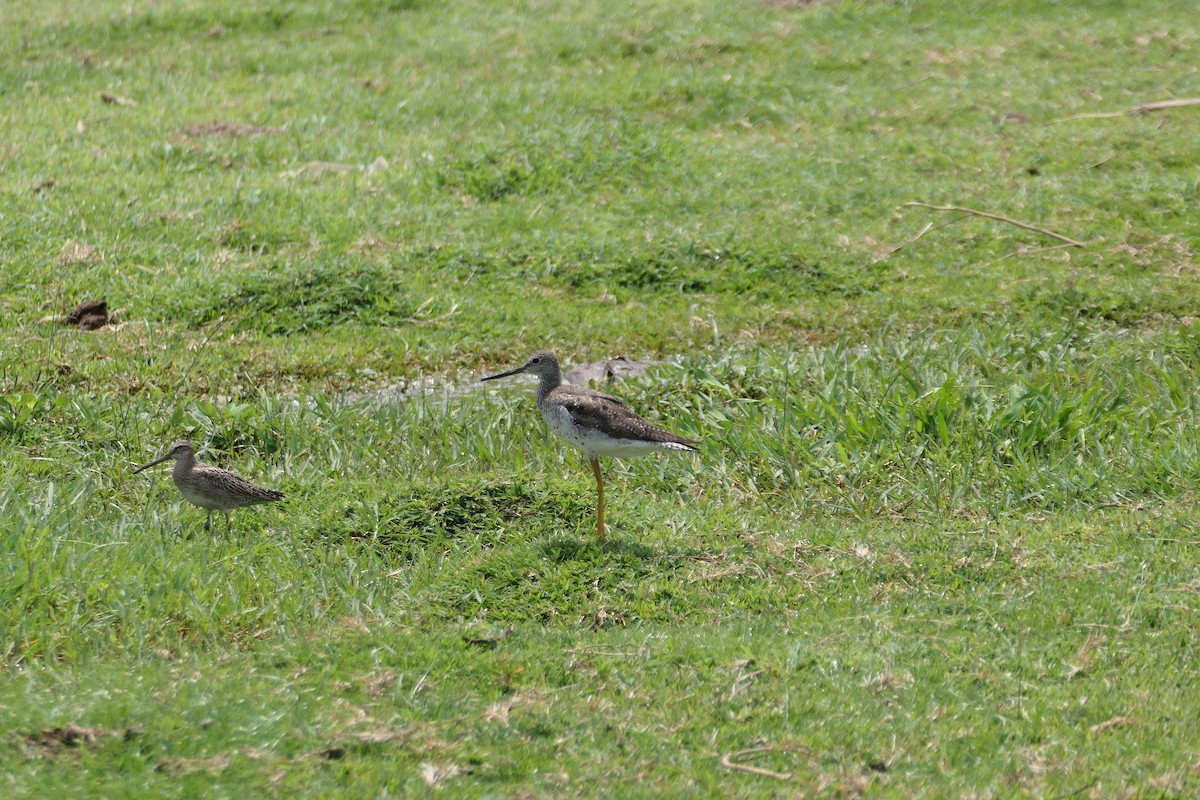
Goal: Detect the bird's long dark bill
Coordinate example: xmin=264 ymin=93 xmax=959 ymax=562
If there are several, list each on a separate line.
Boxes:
xmin=132 ymin=453 xmax=171 ymax=474
xmin=480 ymin=366 xmax=527 ymax=382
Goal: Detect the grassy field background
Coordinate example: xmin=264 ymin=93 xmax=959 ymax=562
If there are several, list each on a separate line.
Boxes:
xmin=2 ymin=0 xmax=1199 ymax=796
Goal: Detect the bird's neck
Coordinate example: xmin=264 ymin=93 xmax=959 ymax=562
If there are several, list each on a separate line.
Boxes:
xmin=536 ymin=365 xmax=562 ymax=404
xmin=172 ymin=452 xmax=196 ymax=481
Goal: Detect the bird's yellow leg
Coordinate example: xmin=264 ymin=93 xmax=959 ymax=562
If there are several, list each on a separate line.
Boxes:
xmin=590 ymin=457 xmax=606 ymax=541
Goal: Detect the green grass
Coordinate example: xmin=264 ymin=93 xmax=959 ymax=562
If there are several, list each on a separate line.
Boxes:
xmin=3 ymin=0 xmax=1200 ymax=796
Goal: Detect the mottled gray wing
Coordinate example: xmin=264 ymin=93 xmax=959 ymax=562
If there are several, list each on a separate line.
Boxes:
xmin=557 ymin=391 xmax=699 ymax=448
xmin=566 ymin=385 xmax=626 ymax=407
xmin=193 ymin=465 xmax=285 ymax=507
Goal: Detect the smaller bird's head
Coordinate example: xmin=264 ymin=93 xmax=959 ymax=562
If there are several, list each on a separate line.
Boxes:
xmin=480 ymin=350 xmax=560 ymax=382
xmin=133 ymin=440 xmax=195 ymax=474
xmin=165 ymin=441 xmax=194 ymax=459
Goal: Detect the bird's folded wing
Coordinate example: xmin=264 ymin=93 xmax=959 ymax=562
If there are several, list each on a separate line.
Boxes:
xmin=560 ymin=393 xmax=689 ymax=444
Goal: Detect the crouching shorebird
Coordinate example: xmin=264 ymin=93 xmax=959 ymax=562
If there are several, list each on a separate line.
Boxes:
xmin=133 ymin=441 xmax=284 ymax=533
xmin=481 ymin=350 xmax=698 ymax=541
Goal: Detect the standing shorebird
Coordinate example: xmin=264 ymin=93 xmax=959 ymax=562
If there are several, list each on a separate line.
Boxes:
xmin=481 ymin=350 xmax=698 ymax=541
xmin=133 ymin=441 xmax=284 ymax=533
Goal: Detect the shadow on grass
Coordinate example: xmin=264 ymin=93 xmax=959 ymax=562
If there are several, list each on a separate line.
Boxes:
xmin=310 ymin=478 xmax=595 ymax=558
xmin=539 ymin=536 xmax=660 ymax=562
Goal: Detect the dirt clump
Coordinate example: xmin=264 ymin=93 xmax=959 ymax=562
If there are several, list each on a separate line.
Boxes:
xmin=65 ymin=299 xmax=109 ymax=331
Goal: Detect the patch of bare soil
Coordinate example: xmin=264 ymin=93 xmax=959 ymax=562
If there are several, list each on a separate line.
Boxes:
xmin=565 ymin=356 xmax=658 ymax=387
xmin=183 ymin=121 xmax=286 ymax=137
xmin=58 ymin=241 xmax=100 ymax=266
xmin=24 ymin=724 xmax=140 ymax=755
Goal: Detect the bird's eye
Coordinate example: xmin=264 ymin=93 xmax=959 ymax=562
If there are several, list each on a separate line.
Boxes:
xmin=531 ymin=357 xmax=541 ymax=364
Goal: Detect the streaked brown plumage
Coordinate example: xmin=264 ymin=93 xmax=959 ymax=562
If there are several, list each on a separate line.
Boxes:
xmin=481 ymin=350 xmax=698 ymax=540
xmin=133 ymin=440 xmax=284 ymax=532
